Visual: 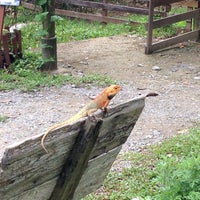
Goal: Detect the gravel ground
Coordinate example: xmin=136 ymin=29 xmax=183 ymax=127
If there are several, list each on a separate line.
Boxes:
xmin=0 ymin=35 xmax=200 ymax=160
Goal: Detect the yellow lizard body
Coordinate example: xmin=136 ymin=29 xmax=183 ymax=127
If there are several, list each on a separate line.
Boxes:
xmin=41 ymin=85 xmax=121 ymax=153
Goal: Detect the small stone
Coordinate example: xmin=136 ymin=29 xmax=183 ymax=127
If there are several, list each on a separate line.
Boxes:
xmin=194 ymin=76 xmax=200 ymax=80
xmin=79 ymin=61 xmax=89 ymax=65
xmin=137 ymin=63 xmax=144 ymax=67
xmin=63 ymin=64 xmax=73 ymax=68
xmin=152 ymin=65 xmax=161 ymax=71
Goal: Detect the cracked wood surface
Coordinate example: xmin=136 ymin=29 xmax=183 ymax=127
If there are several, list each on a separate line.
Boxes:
xmin=0 ymin=96 xmax=145 ymax=200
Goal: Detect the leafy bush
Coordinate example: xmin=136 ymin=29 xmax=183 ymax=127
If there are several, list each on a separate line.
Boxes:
xmin=83 ymin=127 xmax=200 ymax=200
xmin=154 ymin=155 xmax=200 ymax=200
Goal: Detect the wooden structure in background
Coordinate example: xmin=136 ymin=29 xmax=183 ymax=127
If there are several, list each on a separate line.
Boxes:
xmin=0 ymin=29 xmax=22 ymax=68
xmin=0 ymin=97 xmax=145 ymax=200
xmin=0 ymin=1 xmax=22 ymax=68
xmin=22 ymin=0 xmax=200 ymax=54
xmin=145 ymin=0 xmax=200 ymax=54
xmin=22 ymin=0 xmax=151 ymax=25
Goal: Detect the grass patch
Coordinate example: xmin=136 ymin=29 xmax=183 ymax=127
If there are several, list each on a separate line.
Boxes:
xmin=0 ymin=53 xmax=116 ymax=91
xmin=19 ymin=17 xmax=136 ymax=50
xmin=0 ymin=115 xmax=9 ymax=123
xmin=83 ymin=127 xmax=200 ymax=200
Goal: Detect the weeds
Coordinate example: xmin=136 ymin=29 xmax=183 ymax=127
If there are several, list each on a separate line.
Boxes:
xmin=0 ymin=52 xmax=116 ymax=91
xmin=83 ymin=127 xmax=200 ymax=200
xmin=0 ymin=115 xmax=9 ymax=123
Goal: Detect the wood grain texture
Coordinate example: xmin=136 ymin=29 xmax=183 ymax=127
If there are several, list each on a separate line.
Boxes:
xmin=0 ymin=96 xmax=145 ymax=200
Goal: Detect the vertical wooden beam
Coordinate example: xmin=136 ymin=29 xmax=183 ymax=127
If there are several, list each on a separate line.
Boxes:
xmin=145 ymin=0 xmax=155 ymax=54
xmin=196 ymin=1 xmax=200 ymax=41
xmin=186 ymin=6 xmax=193 ymax=31
xmin=0 ymin=43 xmax=3 ymax=68
xmin=3 ymin=33 xmax=11 ymax=66
xmin=50 ymin=118 xmax=103 ymax=200
xmin=14 ymin=29 xmax=23 ymax=58
xmin=0 ymin=6 xmax=5 ymax=40
xmin=193 ymin=2 xmax=200 ymax=39
xmin=102 ymin=0 xmax=108 ymax=24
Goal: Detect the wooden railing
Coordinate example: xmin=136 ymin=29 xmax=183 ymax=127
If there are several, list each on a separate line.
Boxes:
xmin=22 ymin=0 xmax=150 ymax=24
xmin=145 ymin=0 xmax=200 ymax=54
xmin=21 ymin=0 xmax=200 ymax=54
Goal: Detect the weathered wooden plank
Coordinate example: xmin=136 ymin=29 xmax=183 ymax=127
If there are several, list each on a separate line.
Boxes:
xmin=91 ymin=97 xmax=145 ymax=158
xmin=0 ymin=6 xmax=5 ymax=40
xmin=65 ymin=0 xmax=149 ymax=15
xmin=73 ymin=146 xmax=122 ymax=200
xmin=146 ymin=0 xmax=154 ymax=54
xmin=154 ymin=0 xmax=184 ymax=7
xmin=0 ymin=122 xmax=83 ymax=200
xmin=147 ymin=30 xmax=200 ymax=53
xmin=153 ymin=9 xmax=200 ymax=29
xmin=55 ymin=8 xmax=130 ymax=24
xmin=0 ymin=97 xmax=145 ymax=200
xmin=50 ymin=119 xmax=103 ymax=200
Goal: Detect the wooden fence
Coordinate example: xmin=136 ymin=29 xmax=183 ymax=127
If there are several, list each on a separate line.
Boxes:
xmin=145 ymin=0 xmax=200 ymax=54
xmin=0 ymin=29 xmax=22 ymax=68
xmin=22 ymin=0 xmax=200 ymax=54
xmin=22 ymin=0 xmax=151 ymax=24
xmin=0 ymin=97 xmax=145 ymax=200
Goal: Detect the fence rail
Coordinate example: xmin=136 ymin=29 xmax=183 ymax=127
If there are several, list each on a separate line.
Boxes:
xmin=145 ymin=0 xmax=200 ymax=54
xmin=21 ymin=0 xmax=200 ymax=53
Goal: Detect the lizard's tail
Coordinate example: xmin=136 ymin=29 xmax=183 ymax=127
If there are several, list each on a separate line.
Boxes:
xmin=41 ymin=112 xmax=84 ymax=153
xmin=41 ymin=131 xmax=50 ymax=153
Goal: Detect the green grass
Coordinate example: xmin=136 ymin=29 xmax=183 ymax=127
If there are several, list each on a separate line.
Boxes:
xmin=83 ymin=127 xmax=200 ymax=200
xmin=0 ymin=52 xmax=116 ymax=91
xmin=0 ymin=115 xmax=9 ymax=123
xmin=20 ymin=18 xmax=135 ymax=50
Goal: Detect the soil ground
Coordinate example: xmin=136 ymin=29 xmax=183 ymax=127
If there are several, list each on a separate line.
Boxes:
xmin=0 ymin=35 xmax=200 ymax=160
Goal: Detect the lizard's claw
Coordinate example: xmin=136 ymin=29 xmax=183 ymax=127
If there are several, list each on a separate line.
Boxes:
xmin=102 ymin=107 xmax=108 ymax=117
xmin=88 ymin=115 xmax=102 ymax=122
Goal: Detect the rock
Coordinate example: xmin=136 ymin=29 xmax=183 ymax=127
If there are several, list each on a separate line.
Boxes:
xmin=194 ymin=76 xmax=200 ymax=80
xmin=79 ymin=61 xmax=89 ymax=65
xmin=137 ymin=63 xmax=144 ymax=67
xmin=152 ymin=65 xmax=161 ymax=71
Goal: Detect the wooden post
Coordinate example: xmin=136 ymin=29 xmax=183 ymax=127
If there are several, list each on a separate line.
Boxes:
xmin=41 ymin=0 xmax=57 ymax=70
xmin=145 ymin=0 xmax=155 ymax=54
xmin=0 ymin=6 xmax=5 ymax=40
xmin=50 ymin=118 xmax=103 ymax=200
xmin=193 ymin=0 xmax=200 ymax=41
xmin=102 ymin=0 xmax=108 ymax=24
xmin=3 ymin=33 xmax=11 ymax=66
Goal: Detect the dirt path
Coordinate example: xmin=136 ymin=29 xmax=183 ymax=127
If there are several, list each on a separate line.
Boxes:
xmin=0 ymin=35 xmax=200 ymax=158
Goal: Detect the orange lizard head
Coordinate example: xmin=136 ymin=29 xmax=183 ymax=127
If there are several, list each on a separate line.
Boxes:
xmin=104 ymin=84 xmax=121 ymax=100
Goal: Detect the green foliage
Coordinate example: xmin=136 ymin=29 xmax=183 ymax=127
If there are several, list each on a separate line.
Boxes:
xmin=83 ymin=127 xmax=200 ymax=200
xmin=34 ymin=12 xmax=49 ymax=22
xmin=35 ymin=0 xmax=48 ymax=6
xmin=154 ymin=155 xmax=200 ymax=200
xmin=0 ymin=115 xmax=9 ymax=123
xmin=0 ymin=52 xmax=116 ymax=91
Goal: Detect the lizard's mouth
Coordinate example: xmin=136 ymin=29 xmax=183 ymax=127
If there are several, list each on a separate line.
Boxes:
xmin=108 ymin=94 xmax=115 ymax=100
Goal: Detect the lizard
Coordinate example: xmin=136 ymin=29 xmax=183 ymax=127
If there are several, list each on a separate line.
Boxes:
xmin=41 ymin=84 xmax=121 ymax=153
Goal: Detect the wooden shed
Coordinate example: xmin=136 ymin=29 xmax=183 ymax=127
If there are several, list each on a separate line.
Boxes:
xmin=0 ymin=96 xmax=145 ymax=200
